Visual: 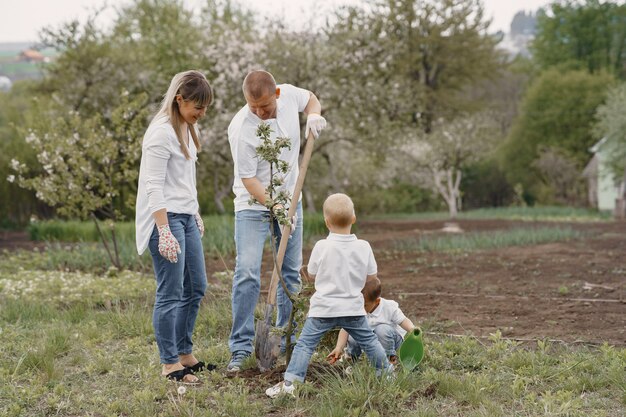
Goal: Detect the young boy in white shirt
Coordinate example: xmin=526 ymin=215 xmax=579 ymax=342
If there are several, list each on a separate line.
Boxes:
xmin=265 ymin=193 xmax=392 ymax=398
xmin=327 ymin=277 xmax=416 ymax=365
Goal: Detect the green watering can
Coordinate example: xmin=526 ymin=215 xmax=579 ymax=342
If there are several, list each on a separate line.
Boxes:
xmin=398 ymin=327 xmax=424 ymax=370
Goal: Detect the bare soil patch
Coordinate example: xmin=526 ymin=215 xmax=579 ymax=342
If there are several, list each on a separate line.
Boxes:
xmin=360 ymin=219 xmax=626 ymax=346
xmin=207 ymin=219 xmax=625 ymax=346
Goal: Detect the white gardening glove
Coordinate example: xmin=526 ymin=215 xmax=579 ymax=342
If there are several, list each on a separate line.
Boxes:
xmin=194 ymin=213 xmax=205 ymax=238
xmin=157 ymin=224 xmax=181 ymax=263
xmin=289 ymin=213 xmax=298 ymax=236
xmin=272 ymin=204 xmax=297 ymax=236
xmin=305 ymin=113 xmax=326 ymax=139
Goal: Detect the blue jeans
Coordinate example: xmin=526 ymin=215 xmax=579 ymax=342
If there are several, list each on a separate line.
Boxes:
xmin=229 ymin=203 xmax=303 ymax=354
xmin=148 ymin=213 xmax=207 ymax=364
xmin=284 ymin=316 xmax=392 ymax=383
xmin=347 ymin=323 xmax=404 ymax=358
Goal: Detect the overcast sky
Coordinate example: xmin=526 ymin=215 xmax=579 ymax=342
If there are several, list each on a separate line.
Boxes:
xmin=0 ymin=0 xmax=553 ymax=43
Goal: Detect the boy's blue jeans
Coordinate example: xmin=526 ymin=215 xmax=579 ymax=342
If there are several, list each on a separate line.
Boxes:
xmin=284 ymin=316 xmax=392 ymax=383
xmin=229 ymin=203 xmax=303 ymax=354
xmin=347 ymin=323 xmax=404 ymax=358
xmin=148 ymin=213 xmax=207 ymax=364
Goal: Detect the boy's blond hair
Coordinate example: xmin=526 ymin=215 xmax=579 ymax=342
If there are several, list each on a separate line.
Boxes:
xmin=323 ymin=193 xmax=355 ymax=227
xmin=362 ymin=276 xmax=382 ymax=302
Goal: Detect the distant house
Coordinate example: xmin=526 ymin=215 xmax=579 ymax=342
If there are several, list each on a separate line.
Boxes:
xmin=19 ymin=49 xmax=46 ymax=63
xmin=582 ymin=137 xmax=624 ymax=212
xmin=0 ymin=76 xmax=11 ymax=92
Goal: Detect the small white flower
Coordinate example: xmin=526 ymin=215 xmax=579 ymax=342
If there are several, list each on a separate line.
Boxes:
xmin=177 ymin=386 xmax=187 ymax=395
xmin=6 ymin=175 xmax=15 ymax=183
xmin=25 ymin=132 xmax=38 ymax=144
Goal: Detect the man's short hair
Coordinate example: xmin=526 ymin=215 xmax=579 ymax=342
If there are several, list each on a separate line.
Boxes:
xmin=362 ymin=276 xmax=382 ymax=302
xmin=322 ymin=193 xmax=355 ymax=228
xmin=242 ymin=70 xmax=276 ymax=99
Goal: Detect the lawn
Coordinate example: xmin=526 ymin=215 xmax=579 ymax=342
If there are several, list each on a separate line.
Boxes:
xmin=1 ymin=264 xmax=624 ymax=416
xmin=1 ymin=211 xmax=625 ymax=416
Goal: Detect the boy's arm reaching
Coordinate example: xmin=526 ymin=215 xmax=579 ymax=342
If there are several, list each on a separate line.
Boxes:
xmin=327 ymin=329 xmax=349 ymax=364
xmin=399 ymin=317 xmax=416 ymax=333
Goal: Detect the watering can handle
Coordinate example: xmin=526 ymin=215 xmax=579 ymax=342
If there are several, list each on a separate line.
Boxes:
xmin=266 ymin=131 xmax=316 ymax=306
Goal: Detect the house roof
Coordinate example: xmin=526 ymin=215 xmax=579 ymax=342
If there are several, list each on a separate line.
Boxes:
xmin=20 ymin=49 xmax=44 ymax=60
xmin=589 ymin=137 xmax=607 ymax=153
xmin=582 ymin=154 xmax=598 ymax=178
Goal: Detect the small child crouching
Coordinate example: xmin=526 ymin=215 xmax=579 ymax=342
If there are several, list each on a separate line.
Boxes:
xmin=328 ymin=277 xmax=415 ymax=365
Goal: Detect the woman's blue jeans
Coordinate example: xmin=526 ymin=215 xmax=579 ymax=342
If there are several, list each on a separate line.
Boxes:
xmin=284 ymin=316 xmax=392 ymax=383
xmin=229 ymin=203 xmax=303 ymax=354
xmin=148 ymin=212 xmax=207 ymax=364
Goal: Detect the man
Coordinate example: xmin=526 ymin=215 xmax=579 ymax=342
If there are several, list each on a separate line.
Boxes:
xmin=226 ymin=70 xmax=326 ymax=371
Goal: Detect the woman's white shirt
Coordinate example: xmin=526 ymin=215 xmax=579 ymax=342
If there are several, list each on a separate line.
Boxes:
xmin=135 ymin=116 xmax=199 ymax=254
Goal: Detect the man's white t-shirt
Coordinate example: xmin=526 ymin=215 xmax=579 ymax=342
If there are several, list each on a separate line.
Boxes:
xmin=135 ymin=116 xmax=199 ymax=254
xmin=307 ymin=233 xmax=378 ymax=318
xmin=228 ymin=84 xmax=310 ymax=212
xmin=367 ymin=298 xmax=408 ymax=338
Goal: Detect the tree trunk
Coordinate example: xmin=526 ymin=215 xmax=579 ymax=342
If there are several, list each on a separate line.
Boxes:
xmin=90 ymin=213 xmax=120 ymax=269
xmin=432 ymin=167 xmax=461 ymax=219
xmin=303 ymin=189 xmax=316 ymax=213
xmin=321 ymin=151 xmax=341 ymax=192
xmin=213 ymin=172 xmax=233 ymax=215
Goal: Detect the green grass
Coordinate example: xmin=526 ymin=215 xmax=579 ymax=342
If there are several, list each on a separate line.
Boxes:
xmin=1 ymin=241 xmax=152 ymax=273
xmin=368 ymin=206 xmax=611 ymax=222
xmin=1 ymin=213 xmax=624 ymax=415
xmin=0 ymin=61 xmax=41 ymax=77
xmin=396 ymin=226 xmax=586 ymax=252
xmin=28 ymin=212 xmax=328 ymax=255
xmin=0 ymin=247 xmax=624 ymax=417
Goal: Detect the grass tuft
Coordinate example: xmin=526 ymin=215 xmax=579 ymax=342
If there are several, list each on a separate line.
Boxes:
xmin=396 ymin=227 xmax=586 ymax=252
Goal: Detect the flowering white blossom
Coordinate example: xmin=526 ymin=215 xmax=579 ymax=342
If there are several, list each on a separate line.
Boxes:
xmin=25 ymin=132 xmax=38 ymax=144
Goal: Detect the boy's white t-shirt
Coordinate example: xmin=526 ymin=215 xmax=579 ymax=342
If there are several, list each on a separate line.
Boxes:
xmin=367 ymin=297 xmax=408 ymax=338
xmin=228 ymin=84 xmax=310 ymax=212
xmin=307 ymin=233 xmax=377 ymax=318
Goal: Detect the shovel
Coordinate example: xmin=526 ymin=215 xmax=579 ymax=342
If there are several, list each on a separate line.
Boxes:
xmin=255 ymin=131 xmax=316 ymax=372
xmin=398 ymin=327 xmax=424 ymax=371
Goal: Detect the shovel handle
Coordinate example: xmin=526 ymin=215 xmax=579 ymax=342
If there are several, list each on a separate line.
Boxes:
xmin=266 ymin=131 xmax=316 ymax=305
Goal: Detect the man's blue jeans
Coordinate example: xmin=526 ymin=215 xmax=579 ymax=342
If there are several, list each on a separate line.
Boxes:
xmin=148 ymin=212 xmax=207 ymax=364
xmin=285 ymin=316 xmax=392 ymax=383
xmin=229 ymin=203 xmax=303 ymax=354
xmin=347 ymin=323 xmax=404 ymax=358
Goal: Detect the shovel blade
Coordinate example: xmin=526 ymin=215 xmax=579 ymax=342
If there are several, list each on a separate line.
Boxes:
xmin=255 ymin=305 xmax=281 ymax=372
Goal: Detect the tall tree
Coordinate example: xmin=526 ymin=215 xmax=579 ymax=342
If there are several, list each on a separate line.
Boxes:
xmin=594 ymin=82 xmax=626 ymax=181
xmin=196 ymin=1 xmax=260 ymax=213
xmin=501 ymin=68 xmax=614 ymax=203
xmin=402 ymin=112 xmax=500 ymax=218
xmin=532 ymin=0 xmax=626 ymax=78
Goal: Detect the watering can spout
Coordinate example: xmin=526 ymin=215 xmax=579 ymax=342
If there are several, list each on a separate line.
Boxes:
xmin=398 ymin=327 xmax=424 ymax=370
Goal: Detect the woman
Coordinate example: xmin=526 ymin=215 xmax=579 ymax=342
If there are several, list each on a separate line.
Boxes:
xmin=136 ymin=70 xmax=213 ymax=384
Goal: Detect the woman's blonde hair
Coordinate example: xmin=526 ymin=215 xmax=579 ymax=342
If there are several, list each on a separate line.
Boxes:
xmin=154 ymin=70 xmax=213 ymax=160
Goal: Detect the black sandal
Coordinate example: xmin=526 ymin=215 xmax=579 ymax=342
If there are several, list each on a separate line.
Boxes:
xmin=165 ymin=367 xmax=201 ymax=385
xmin=186 ymin=361 xmax=217 ymax=373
